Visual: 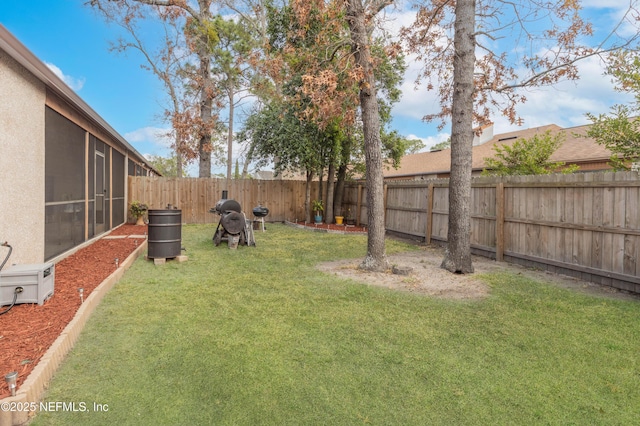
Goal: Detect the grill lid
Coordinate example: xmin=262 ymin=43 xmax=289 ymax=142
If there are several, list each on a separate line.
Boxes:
xmin=213 ymin=199 xmax=242 ymax=214
xmin=252 ymin=206 xmax=269 ymax=217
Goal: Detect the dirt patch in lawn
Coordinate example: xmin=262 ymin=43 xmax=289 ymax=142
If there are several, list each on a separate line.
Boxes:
xmin=317 ymin=244 xmax=640 ymax=302
xmin=317 ymin=246 xmax=495 ymax=299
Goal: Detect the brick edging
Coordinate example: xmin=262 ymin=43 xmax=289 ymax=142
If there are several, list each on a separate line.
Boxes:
xmin=0 ymin=240 xmax=147 ymax=426
xmin=284 ymin=221 xmax=367 ymax=235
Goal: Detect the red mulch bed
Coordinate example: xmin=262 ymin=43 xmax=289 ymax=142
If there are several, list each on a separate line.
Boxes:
xmin=292 ymin=220 xmax=367 ymax=233
xmin=0 ymin=224 xmax=147 ymax=399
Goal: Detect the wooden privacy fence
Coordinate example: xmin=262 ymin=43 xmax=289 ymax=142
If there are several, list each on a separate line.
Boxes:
xmin=129 ymin=173 xmax=640 ymax=293
xmin=342 ymin=172 xmax=640 ymax=294
xmin=127 ymin=177 xmax=319 ymax=224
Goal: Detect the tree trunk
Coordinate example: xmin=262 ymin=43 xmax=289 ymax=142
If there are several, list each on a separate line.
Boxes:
xmin=346 ymin=0 xmax=388 ymax=272
xmin=242 ymin=142 xmax=254 ymax=178
xmin=333 ymin=162 xmax=347 ymax=217
xmin=305 ymin=169 xmax=314 ymax=222
xmin=318 ymin=167 xmax=324 ymax=207
xmin=170 ymin=71 xmax=183 ymax=178
xmin=226 ymin=90 xmax=235 ymax=181
xmin=196 ymin=0 xmax=214 ymax=178
xmin=441 ymin=0 xmax=475 ymax=274
xmin=174 ymin=133 xmax=183 ymax=177
xmin=198 ymin=51 xmax=213 ymax=178
xmin=325 ymin=161 xmax=336 ymax=223
xmin=333 ymin=138 xmax=352 ymax=217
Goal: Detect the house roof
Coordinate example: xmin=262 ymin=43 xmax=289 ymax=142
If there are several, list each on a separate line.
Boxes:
xmin=0 ymin=24 xmax=159 ymax=175
xmin=385 ymin=123 xmax=612 ymax=178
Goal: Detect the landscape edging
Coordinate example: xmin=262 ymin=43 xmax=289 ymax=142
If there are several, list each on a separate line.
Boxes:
xmin=284 ymin=220 xmax=367 ymax=235
xmin=0 ymin=239 xmax=147 ymax=426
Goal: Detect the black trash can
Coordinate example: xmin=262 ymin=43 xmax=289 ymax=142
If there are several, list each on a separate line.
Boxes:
xmin=148 ymin=209 xmax=182 ymax=259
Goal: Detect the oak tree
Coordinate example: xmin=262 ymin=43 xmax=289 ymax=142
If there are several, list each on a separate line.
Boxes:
xmin=240 ymin=101 xmax=325 ymax=221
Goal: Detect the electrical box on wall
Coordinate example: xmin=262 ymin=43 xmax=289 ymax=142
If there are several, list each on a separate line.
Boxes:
xmin=0 ymin=263 xmax=55 ymax=306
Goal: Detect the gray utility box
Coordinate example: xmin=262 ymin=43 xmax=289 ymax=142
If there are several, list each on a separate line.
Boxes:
xmin=0 ymin=263 xmax=55 ymax=306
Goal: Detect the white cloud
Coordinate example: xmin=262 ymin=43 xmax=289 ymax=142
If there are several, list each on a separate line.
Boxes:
xmin=379 ymin=9 xmax=418 ymax=35
xmin=581 ymin=0 xmax=636 ymax=10
xmin=491 ymin=54 xmax=634 ymax=132
xmin=393 ymin=75 xmax=441 ymax=121
xmin=382 ymin=8 xmax=449 ymax=123
xmin=124 ymin=126 xmax=173 ymax=147
xmin=574 ymin=2 xmax=640 ymax=49
xmin=45 ymin=62 xmax=85 ymax=91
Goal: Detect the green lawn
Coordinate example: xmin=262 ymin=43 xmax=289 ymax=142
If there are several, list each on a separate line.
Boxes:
xmin=32 ymin=224 xmax=640 ymax=425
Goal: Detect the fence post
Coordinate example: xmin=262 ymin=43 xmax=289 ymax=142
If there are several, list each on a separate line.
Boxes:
xmin=383 ymin=183 xmax=388 ymax=225
xmin=426 ymin=183 xmax=434 ymax=244
xmin=496 ymin=182 xmax=505 ymax=262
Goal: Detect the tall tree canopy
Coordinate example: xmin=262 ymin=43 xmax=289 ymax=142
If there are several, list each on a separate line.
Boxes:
xmin=91 ymin=0 xmax=224 ymax=178
xmin=90 ymin=0 xmax=198 ymax=177
xmin=278 ymin=0 xmax=398 ymax=271
xmin=241 ymin=0 xmax=409 ymax=256
xmin=208 ymin=14 xmax=258 ymax=180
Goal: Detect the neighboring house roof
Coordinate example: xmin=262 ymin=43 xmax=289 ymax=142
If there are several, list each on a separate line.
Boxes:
xmin=0 ymin=24 xmax=159 ymax=175
xmin=385 ymin=123 xmax=612 ymax=179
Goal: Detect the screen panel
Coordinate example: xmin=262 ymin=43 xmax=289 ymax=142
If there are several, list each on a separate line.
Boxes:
xmin=44 ymin=107 xmax=86 ymax=260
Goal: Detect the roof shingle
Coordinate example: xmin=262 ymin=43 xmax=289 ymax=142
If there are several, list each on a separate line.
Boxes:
xmin=386 ymin=123 xmax=611 ymax=178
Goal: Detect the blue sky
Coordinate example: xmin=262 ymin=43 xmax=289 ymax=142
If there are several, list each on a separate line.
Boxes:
xmin=2 ymin=1 xmax=637 ymax=176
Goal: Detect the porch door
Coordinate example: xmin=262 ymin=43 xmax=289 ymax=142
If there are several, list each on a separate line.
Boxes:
xmin=95 ymin=151 xmax=106 ymax=235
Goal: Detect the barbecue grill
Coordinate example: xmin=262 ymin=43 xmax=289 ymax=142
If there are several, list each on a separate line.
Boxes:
xmin=252 ymin=205 xmax=269 ymax=232
xmin=209 ymin=191 xmax=256 ymax=248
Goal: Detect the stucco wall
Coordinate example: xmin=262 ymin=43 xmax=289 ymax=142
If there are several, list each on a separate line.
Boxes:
xmin=0 ymin=49 xmax=46 ymax=264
